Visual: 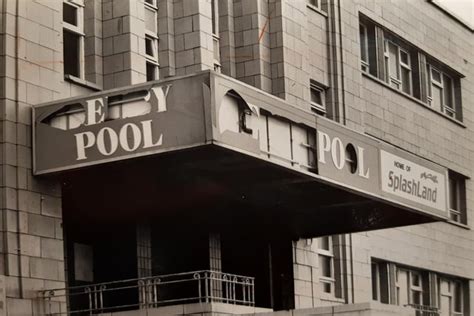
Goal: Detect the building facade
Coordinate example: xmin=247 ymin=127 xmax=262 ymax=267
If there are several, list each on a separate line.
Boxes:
xmin=0 ymin=0 xmax=472 ymax=315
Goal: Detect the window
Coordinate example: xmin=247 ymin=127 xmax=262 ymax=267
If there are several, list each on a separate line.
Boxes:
xmin=439 ymin=278 xmax=465 ymax=316
xmin=372 ymin=261 xmax=390 ymax=303
xmin=359 ymin=14 xmax=464 ymax=122
xmin=317 ymin=236 xmax=335 ymax=295
xmin=359 ymin=23 xmax=369 ymax=72
xmin=409 ymin=270 xmax=423 ymax=306
xmin=211 ymin=0 xmax=220 ymax=72
xmin=144 ymin=0 xmax=159 ymax=81
xmin=448 ymin=171 xmax=467 ymax=224
xmin=310 ymin=81 xmax=326 ymax=115
xmin=427 ymin=65 xmax=457 ymax=118
xmin=63 ymin=0 xmax=85 ymax=78
xmin=384 ymin=40 xmax=412 ymax=94
xmin=372 ymin=259 xmax=469 ymax=316
xmin=307 ymin=0 xmax=321 ymax=9
xmin=144 ymin=0 xmax=157 ymax=6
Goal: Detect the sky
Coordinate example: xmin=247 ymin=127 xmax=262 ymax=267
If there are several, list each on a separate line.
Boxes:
xmin=436 ymin=0 xmax=474 ymax=27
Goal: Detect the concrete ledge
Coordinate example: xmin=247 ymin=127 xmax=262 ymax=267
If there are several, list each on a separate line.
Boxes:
xmin=100 ymin=302 xmax=272 ymax=316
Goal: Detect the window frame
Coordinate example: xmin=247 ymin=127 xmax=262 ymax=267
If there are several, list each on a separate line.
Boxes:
xmin=439 ymin=278 xmax=464 ymax=316
xmin=427 ymin=64 xmax=456 ymax=118
xmin=408 ymin=270 xmax=423 ymax=306
xmin=62 ymin=0 xmax=85 ymax=79
xmin=310 ymin=81 xmax=326 ymax=115
xmin=144 ymin=1 xmax=159 ymax=81
xmin=448 ymin=171 xmax=467 ymax=224
xmin=307 ymin=0 xmax=321 ymax=10
xmin=317 ymin=236 xmax=336 ymax=296
xmin=359 ymin=22 xmax=370 ymax=72
xmin=384 ymin=40 xmax=412 ymax=94
xmin=211 ymin=0 xmax=221 ymax=72
xmin=359 ymin=14 xmax=464 ymax=123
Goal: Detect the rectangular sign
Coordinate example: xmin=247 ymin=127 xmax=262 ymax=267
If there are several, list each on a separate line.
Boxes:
xmin=380 ymin=150 xmax=447 ymax=213
xmin=33 ymin=74 xmax=210 ymax=174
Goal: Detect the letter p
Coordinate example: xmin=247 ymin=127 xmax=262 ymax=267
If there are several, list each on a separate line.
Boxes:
xmin=75 ymin=131 xmax=95 ymax=160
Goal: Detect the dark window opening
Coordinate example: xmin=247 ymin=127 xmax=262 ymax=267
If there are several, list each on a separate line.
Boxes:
xmin=63 ymin=30 xmax=80 ymax=77
xmin=63 ymin=3 xmax=77 ymax=25
xmin=146 ymin=62 xmax=157 ymax=81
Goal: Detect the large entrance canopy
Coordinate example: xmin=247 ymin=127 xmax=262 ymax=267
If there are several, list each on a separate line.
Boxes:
xmin=33 ymin=71 xmax=448 ymax=236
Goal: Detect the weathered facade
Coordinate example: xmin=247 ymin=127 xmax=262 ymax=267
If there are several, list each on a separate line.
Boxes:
xmin=0 ymin=0 xmax=472 ymax=315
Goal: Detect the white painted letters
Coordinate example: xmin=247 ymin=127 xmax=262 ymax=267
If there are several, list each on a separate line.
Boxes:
xmin=317 ymin=130 xmax=370 ymax=179
xmin=75 ymin=131 xmax=96 ymax=160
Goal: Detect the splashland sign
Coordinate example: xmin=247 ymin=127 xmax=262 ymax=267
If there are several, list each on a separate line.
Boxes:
xmin=380 ymin=150 xmax=447 ymax=213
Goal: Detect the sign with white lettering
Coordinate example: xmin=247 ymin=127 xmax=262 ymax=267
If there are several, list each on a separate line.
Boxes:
xmin=315 ymin=121 xmax=380 ymax=194
xmin=33 ymin=74 xmax=209 ymax=174
xmin=380 ymin=150 xmax=447 ymax=213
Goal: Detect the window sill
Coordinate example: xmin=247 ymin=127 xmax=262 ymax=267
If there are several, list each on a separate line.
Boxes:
xmin=361 ymin=72 xmax=466 ymax=129
xmin=320 ymin=294 xmax=345 ymax=303
xmin=446 ymin=219 xmax=470 ymax=230
xmin=306 ymin=4 xmax=328 ymax=18
xmin=65 ymin=75 xmax=102 ymax=91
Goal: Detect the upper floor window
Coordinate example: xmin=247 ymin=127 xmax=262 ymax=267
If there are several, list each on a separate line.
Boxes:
xmin=63 ymin=0 xmax=85 ymax=79
xmin=359 ymin=14 xmax=464 ymax=122
xmin=427 ymin=65 xmax=461 ymax=120
xmin=144 ymin=0 xmax=159 ymax=81
xmin=310 ymin=81 xmax=326 ymax=116
xmin=384 ymin=40 xmax=412 ymax=94
xmin=448 ymin=171 xmax=467 ymax=224
xmin=308 ymin=0 xmax=321 ymax=9
xmin=211 ymin=0 xmax=221 ymax=72
xmin=359 ymin=23 xmax=369 ymax=72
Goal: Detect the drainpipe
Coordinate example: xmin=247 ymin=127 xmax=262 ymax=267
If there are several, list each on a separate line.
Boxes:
xmin=14 ymin=0 xmax=24 ymax=298
xmin=336 ymin=0 xmax=347 ymax=124
xmin=1 ymin=0 xmax=10 ymax=282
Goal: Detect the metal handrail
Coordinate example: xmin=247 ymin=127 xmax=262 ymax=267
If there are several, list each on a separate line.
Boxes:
xmin=406 ymin=303 xmax=440 ymax=316
xmin=39 ymin=270 xmax=255 ymax=315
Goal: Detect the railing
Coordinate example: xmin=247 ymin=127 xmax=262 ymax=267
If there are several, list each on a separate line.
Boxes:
xmin=39 ymin=270 xmax=255 ymax=315
xmin=406 ymin=304 xmax=440 ymax=316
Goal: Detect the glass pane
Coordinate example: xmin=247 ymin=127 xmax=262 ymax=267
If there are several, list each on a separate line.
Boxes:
xmin=389 ymin=43 xmax=399 ymax=80
xmin=431 ymin=85 xmax=442 ymax=110
xmin=322 ymin=282 xmax=331 ymax=293
xmin=449 ymin=177 xmax=458 ymax=210
xmin=213 ymin=37 xmax=220 ymax=61
xmin=318 ymin=236 xmax=330 ymax=250
xmin=359 ymin=25 xmax=367 ymax=62
xmin=371 ymin=263 xmax=378 ymax=300
xmin=443 ymin=74 xmax=453 ymax=108
xmin=63 ymin=30 xmax=80 ymax=77
xmin=400 ymin=50 xmax=409 ymax=65
xmin=63 ymin=3 xmax=77 ymax=25
xmin=145 ymin=37 xmax=154 ymax=57
xmin=311 ymin=87 xmax=322 ymax=105
xmin=146 ymin=62 xmax=157 ymax=81
xmin=145 ymin=7 xmax=157 ymax=33
xmin=211 ymin=0 xmax=217 ymax=34
xmin=411 ymin=291 xmax=421 ymax=304
xmin=454 ymin=282 xmax=462 ymax=312
xmin=401 ymin=67 xmax=411 ymax=94
xmin=412 ymin=273 xmax=420 ymax=286
xmin=319 ymin=255 xmax=332 ymax=277
xmin=431 ymin=68 xmax=441 ymax=83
